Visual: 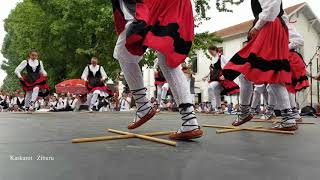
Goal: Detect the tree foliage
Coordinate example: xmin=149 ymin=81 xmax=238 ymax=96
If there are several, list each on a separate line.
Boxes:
xmin=1 ymin=0 xmax=244 ymax=92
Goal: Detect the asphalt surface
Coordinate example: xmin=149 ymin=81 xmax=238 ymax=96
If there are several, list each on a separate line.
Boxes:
xmin=0 ymin=111 xmax=319 ymax=180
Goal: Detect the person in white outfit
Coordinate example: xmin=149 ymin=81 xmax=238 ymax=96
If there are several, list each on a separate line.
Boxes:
xmin=81 ymin=57 xmax=110 ymax=112
xmin=15 ymin=50 xmax=50 ymax=111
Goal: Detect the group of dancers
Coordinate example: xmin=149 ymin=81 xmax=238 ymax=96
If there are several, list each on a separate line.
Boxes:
xmin=13 ymin=0 xmax=309 ymax=141
xmin=14 ymin=52 xmax=112 ymax=112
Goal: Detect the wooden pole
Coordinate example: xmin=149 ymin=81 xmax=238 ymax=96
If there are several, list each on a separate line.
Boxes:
xmin=72 ymin=131 xmax=173 ymax=143
xmin=235 ymin=128 xmax=295 ymax=135
xmin=216 ymin=126 xmax=263 ymax=133
xmin=203 ymin=124 xmax=295 ymax=135
xmin=108 ymin=129 xmax=177 ymax=146
xmin=251 ymin=120 xmax=315 ymax=125
xmin=202 ymin=124 xmax=239 ymax=129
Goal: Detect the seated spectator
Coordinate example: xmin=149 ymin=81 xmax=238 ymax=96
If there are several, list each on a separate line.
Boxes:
xmin=49 ymin=96 xmax=58 ymax=111
xmin=119 ymin=93 xmax=131 ymax=112
xmin=66 ymin=95 xmax=78 ymax=111
xmin=99 ymin=98 xmax=110 ymax=112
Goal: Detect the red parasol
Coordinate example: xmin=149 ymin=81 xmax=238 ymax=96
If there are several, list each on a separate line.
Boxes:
xmin=55 ymin=79 xmax=88 ymax=94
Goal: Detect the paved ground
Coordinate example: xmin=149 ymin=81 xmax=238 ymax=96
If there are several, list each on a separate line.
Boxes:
xmin=0 ymin=111 xmax=319 ymax=180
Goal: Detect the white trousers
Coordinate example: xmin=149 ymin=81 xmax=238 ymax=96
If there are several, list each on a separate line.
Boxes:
xmin=24 ymin=87 xmax=39 ymax=108
xmin=208 ymin=81 xmax=223 ymax=109
xmin=156 ymin=83 xmax=170 ymax=103
xmin=251 ymin=84 xmax=268 ymax=108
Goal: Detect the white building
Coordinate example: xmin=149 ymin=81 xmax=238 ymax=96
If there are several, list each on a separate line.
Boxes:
xmin=141 ymin=2 xmax=320 ymax=107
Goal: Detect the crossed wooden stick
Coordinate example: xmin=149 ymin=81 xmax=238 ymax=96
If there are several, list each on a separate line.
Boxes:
xmin=72 ymin=129 xmax=177 ymax=146
xmin=72 ymin=118 xmax=312 ymax=146
xmin=202 ymin=124 xmax=295 ymax=135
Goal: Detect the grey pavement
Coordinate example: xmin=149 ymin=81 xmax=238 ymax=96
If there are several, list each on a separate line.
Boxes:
xmin=0 ymin=112 xmax=319 ymax=180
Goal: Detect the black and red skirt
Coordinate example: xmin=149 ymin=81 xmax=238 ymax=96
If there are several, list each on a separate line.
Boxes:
xmin=112 ymin=0 xmax=194 ymax=68
xmin=20 ymin=75 xmax=50 ymax=97
xmin=285 ymin=50 xmax=309 ymax=93
xmin=86 ymin=83 xmax=113 ymax=95
xmin=223 ymin=17 xmax=291 ymax=84
xmin=209 ymin=80 xmax=240 ymax=96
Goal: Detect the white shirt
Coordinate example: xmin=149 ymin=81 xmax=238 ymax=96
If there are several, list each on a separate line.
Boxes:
xmin=35 ymin=101 xmax=40 ymax=109
xmin=212 ymin=54 xmax=228 ymax=69
xmin=153 ymin=58 xmax=159 ymax=69
xmin=38 ymin=99 xmax=45 ymax=106
xmin=15 ymin=59 xmax=47 ymax=79
xmin=49 ymin=101 xmax=57 ymax=108
xmin=119 ymin=97 xmax=131 ymax=111
xmin=11 ymin=97 xmax=18 ymax=106
xmin=81 ymin=65 xmax=107 ymax=81
xmin=288 ymin=24 xmax=304 ymax=50
xmin=119 ymin=0 xmax=134 ymax=21
xmin=254 ymin=0 xmax=282 ymax=30
xmin=68 ymin=99 xmax=78 ymax=109
xmin=281 ymin=15 xmax=304 ymax=50
xmin=57 ymin=98 xmax=68 ymax=109
xmin=99 ymin=106 xmax=109 ymax=112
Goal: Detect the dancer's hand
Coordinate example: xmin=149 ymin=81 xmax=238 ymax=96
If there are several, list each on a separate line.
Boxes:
xmin=219 ymin=75 xmax=225 ymax=81
xmin=249 ymin=28 xmax=259 ymax=39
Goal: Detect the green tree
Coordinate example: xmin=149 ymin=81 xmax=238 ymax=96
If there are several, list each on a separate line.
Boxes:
xmin=1 ymin=0 xmax=245 ymax=92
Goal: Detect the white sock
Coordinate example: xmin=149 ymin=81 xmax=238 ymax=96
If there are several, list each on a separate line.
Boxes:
xmin=179 ymin=106 xmax=199 ymax=132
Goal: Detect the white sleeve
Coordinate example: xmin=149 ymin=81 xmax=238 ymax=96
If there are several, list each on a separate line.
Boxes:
xmin=81 ymin=66 xmax=89 ymax=81
xmin=71 ymin=99 xmax=78 ymax=109
xmin=63 ymin=100 xmax=68 ymax=108
xmin=254 ymin=0 xmax=282 ymax=30
xmin=15 ymin=60 xmax=28 ymax=79
xmin=288 ymin=23 xmax=304 ymax=50
xmin=220 ymin=55 xmax=228 ymax=69
xmin=40 ymin=61 xmax=48 ymax=76
xmin=153 ymin=58 xmax=159 ymax=69
xmin=100 ymin=66 xmax=107 ymax=80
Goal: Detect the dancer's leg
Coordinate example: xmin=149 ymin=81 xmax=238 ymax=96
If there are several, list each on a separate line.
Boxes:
xmin=289 ymin=92 xmax=301 ymax=120
xmin=113 ymin=24 xmax=155 ymax=129
xmin=268 ymin=84 xmax=297 ymax=130
xmin=24 ymin=91 xmax=32 ymax=109
xmin=251 ymin=85 xmax=264 ymax=112
xmin=208 ymin=82 xmax=216 ymax=111
xmin=30 ymin=87 xmax=39 ymax=102
xmin=157 ymin=52 xmax=202 ymax=138
xmin=232 ymin=75 xmax=254 ymax=126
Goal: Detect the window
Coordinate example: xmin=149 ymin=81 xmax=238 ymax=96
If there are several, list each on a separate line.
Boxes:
xmin=190 ymin=54 xmax=198 ymax=73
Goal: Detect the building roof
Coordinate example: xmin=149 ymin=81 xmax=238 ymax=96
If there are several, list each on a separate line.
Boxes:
xmin=215 ymin=3 xmax=306 ymax=39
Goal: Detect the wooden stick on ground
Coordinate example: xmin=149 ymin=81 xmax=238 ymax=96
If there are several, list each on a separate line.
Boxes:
xmin=202 ymin=124 xmax=239 ymax=129
xmin=203 ymin=124 xmax=295 ymax=135
xmin=108 ymin=129 xmax=177 ymax=146
xmin=251 ymin=120 xmax=315 ymax=125
xmin=72 ymin=131 xmax=174 ymax=144
xmin=235 ymin=128 xmax=295 ymax=135
xmin=216 ymin=126 xmax=263 ymax=133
